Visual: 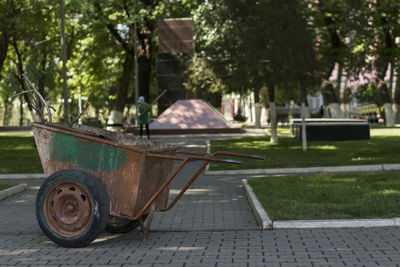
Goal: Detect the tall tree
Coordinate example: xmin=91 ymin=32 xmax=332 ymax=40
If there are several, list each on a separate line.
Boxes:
xmin=0 ymin=0 xmax=202 ymax=125
xmin=309 ymin=0 xmax=369 ymax=118
xmin=0 ymin=0 xmax=61 ymax=123
xmin=195 ymin=0 xmax=319 ymax=142
xmin=0 ymin=0 xmax=12 ymax=80
xmin=79 ymin=0 xmax=202 ymax=126
xmin=368 ymin=0 xmax=400 ymax=126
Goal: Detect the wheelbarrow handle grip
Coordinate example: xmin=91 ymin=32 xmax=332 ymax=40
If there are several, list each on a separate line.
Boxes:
xmin=241 ymin=154 xmax=265 ymax=160
xmin=212 ymin=151 xmax=265 ymax=160
xmin=214 ymin=158 xmax=243 ymax=164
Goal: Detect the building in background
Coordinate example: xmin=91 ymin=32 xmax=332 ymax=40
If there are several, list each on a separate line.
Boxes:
xmin=157 ymin=18 xmax=194 ymax=115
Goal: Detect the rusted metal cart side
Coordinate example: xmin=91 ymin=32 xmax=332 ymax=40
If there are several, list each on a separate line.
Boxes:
xmin=31 ymin=122 xmax=264 ymax=248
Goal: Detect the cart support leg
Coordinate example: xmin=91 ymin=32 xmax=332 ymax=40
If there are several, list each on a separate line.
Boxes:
xmin=162 ymin=161 xmax=209 ymax=211
xmin=140 ymin=204 xmax=156 ymax=240
xmin=133 ymin=160 xmax=188 ymax=221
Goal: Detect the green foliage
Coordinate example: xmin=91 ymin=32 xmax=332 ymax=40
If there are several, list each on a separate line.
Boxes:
xmin=0 ymin=0 xmax=70 ymax=124
xmin=355 ymin=83 xmax=383 ymax=108
xmin=182 ymin=55 xmax=224 ymax=98
xmin=0 ymin=0 xmax=203 ymax=124
xmin=71 ymin=0 xmax=203 ymax=112
xmin=194 ymin=0 xmax=319 ymax=104
xmin=1 ymin=0 xmax=399 ymax=123
xmin=308 ymin=0 xmax=400 ymax=104
xmin=309 ymin=0 xmax=370 ymax=72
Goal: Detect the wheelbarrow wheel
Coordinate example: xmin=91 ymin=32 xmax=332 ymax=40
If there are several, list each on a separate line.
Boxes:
xmin=105 ymin=214 xmax=148 ymax=234
xmin=36 ymin=169 xmax=109 ymax=248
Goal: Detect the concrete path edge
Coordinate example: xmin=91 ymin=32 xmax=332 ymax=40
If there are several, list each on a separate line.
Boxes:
xmin=0 ymin=173 xmax=45 ymax=179
xmin=0 ymin=183 xmax=28 ymax=201
xmin=206 ymin=163 xmax=400 ymax=176
xmin=274 ymin=218 xmax=400 ymax=228
xmin=242 ymin=178 xmax=400 ymax=229
xmin=241 ymin=179 xmax=272 ymax=229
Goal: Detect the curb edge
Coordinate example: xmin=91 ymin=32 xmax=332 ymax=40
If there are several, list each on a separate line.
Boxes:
xmin=242 ymin=179 xmax=272 ymax=229
xmin=206 ymin=164 xmax=400 ymax=176
xmin=0 ymin=173 xmax=45 ymax=179
xmin=0 ymin=183 xmax=28 ymax=201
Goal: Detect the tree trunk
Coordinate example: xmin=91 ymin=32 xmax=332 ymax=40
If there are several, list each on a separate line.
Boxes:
xmin=340 ymin=103 xmax=346 ymax=118
xmin=392 ymin=73 xmax=400 ymax=123
xmin=38 ymin=38 xmax=48 ymax=99
xmin=0 ymin=32 xmax=8 ymax=80
xmin=113 ymin=52 xmax=134 ymax=112
xmin=300 ymin=82 xmax=310 ymax=118
xmin=98 ymin=3 xmax=154 ymax=121
xmin=255 ymin=103 xmax=261 ymax=128
xmin=328 ymin=103 xmax=341 ymax=118
xmin=300 ymin=103 xmax=310 ymax=119
xmin=321 ymin=78 xmax=339 ymax=118
xmin=336 ymin=63 xmax=350 ymax=118
xmin=269 ymin=102 xmax=278 ymax=143
xmin=322 ymin=83 xmax=339 ymax=104
xmin=318 ymin=4 xmax=341 ymax=107
xmin=19 ymin=95 xmax=23 ymax=126
xmin=2 ymin=100 xmax=8 ymax=126
xmin=107 ymin=110 xmax=124 ymax=132
xmin=379 ymin=83 xmax=391 ymax=104
xmin=138 ymin=55 xmax=151 ymax=101
xmin=254 ymin=87 xmax=261 ymax=128
xmin=108 ymin=52 xmax=135 ymax=131
xmin=137 ymin=21 xmax=153 ymax=102
xmin=301 ymin=102 xmax=307 ymax=152
xmin=377 ymin=66 xmax=391 ymax=125
xmin=384 ymin=103 xmax=395 ymax=127
xmin=392 ymin=103 xmax=399 ymax=124
xmin=11 ymin=38 xmax=41 ymax=122
xmin=0 ymin=0 xmax=12 ymax=80
xmin=61 ymin=0 xmax=69 ymax=123
xmin=268 ymin=84 xmax=278 ymax=143
xmin=288 ymin=100 xmax=295 ymax=120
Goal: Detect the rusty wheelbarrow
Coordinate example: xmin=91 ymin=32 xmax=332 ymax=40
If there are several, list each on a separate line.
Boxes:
xmin=31 ymin=122 xmax=264 ymax=247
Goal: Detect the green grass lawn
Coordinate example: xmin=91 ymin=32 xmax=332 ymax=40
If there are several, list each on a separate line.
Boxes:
xmin=0 ymin=133 xmax=43 ymax=174
xmin=210 ymin=128 xmax=400 ymax=170
xmin=248 ymin=172 xmax=400 ymax=220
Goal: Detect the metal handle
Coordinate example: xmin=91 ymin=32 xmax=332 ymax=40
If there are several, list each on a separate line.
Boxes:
xmin=238 ymin=154 xmax=265 ymax=160
xmin=214 ymin=158 xmax=243 ymax=164
xmin=212 ymin=151 xmax=265 ymax=161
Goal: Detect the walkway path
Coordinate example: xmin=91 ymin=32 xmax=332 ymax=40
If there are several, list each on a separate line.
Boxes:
xmin=1 ymin=133 xmax=400 ymax=266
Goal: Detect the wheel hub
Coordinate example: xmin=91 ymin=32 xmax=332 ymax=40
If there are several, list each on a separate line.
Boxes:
xmin=66 ymin=204 xmax=75 ymax=213
xmin=44 ymin=182 xmax=93 ymax=237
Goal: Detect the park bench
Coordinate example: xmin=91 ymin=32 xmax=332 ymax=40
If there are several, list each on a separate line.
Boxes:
xmin=289 ymin=118 xmax=370 ymax=141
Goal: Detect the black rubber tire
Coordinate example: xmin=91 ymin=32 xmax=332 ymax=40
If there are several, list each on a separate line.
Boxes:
xmin=36 ymin=169 xmax=109 ymax=248
xmin=105 ymin=214 xmax=147 ymax=234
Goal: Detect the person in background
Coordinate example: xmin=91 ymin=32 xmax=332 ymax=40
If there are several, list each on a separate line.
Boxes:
xmin=137 ymin=96 xmax=150 ymax=138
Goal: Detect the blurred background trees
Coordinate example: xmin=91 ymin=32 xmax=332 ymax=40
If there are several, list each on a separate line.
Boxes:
xmin=0 ymin=0 xmax=399 ymax=128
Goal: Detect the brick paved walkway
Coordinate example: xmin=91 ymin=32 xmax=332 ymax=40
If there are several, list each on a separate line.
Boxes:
xmin=1 ymin=135 xmax=400 ymax=266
